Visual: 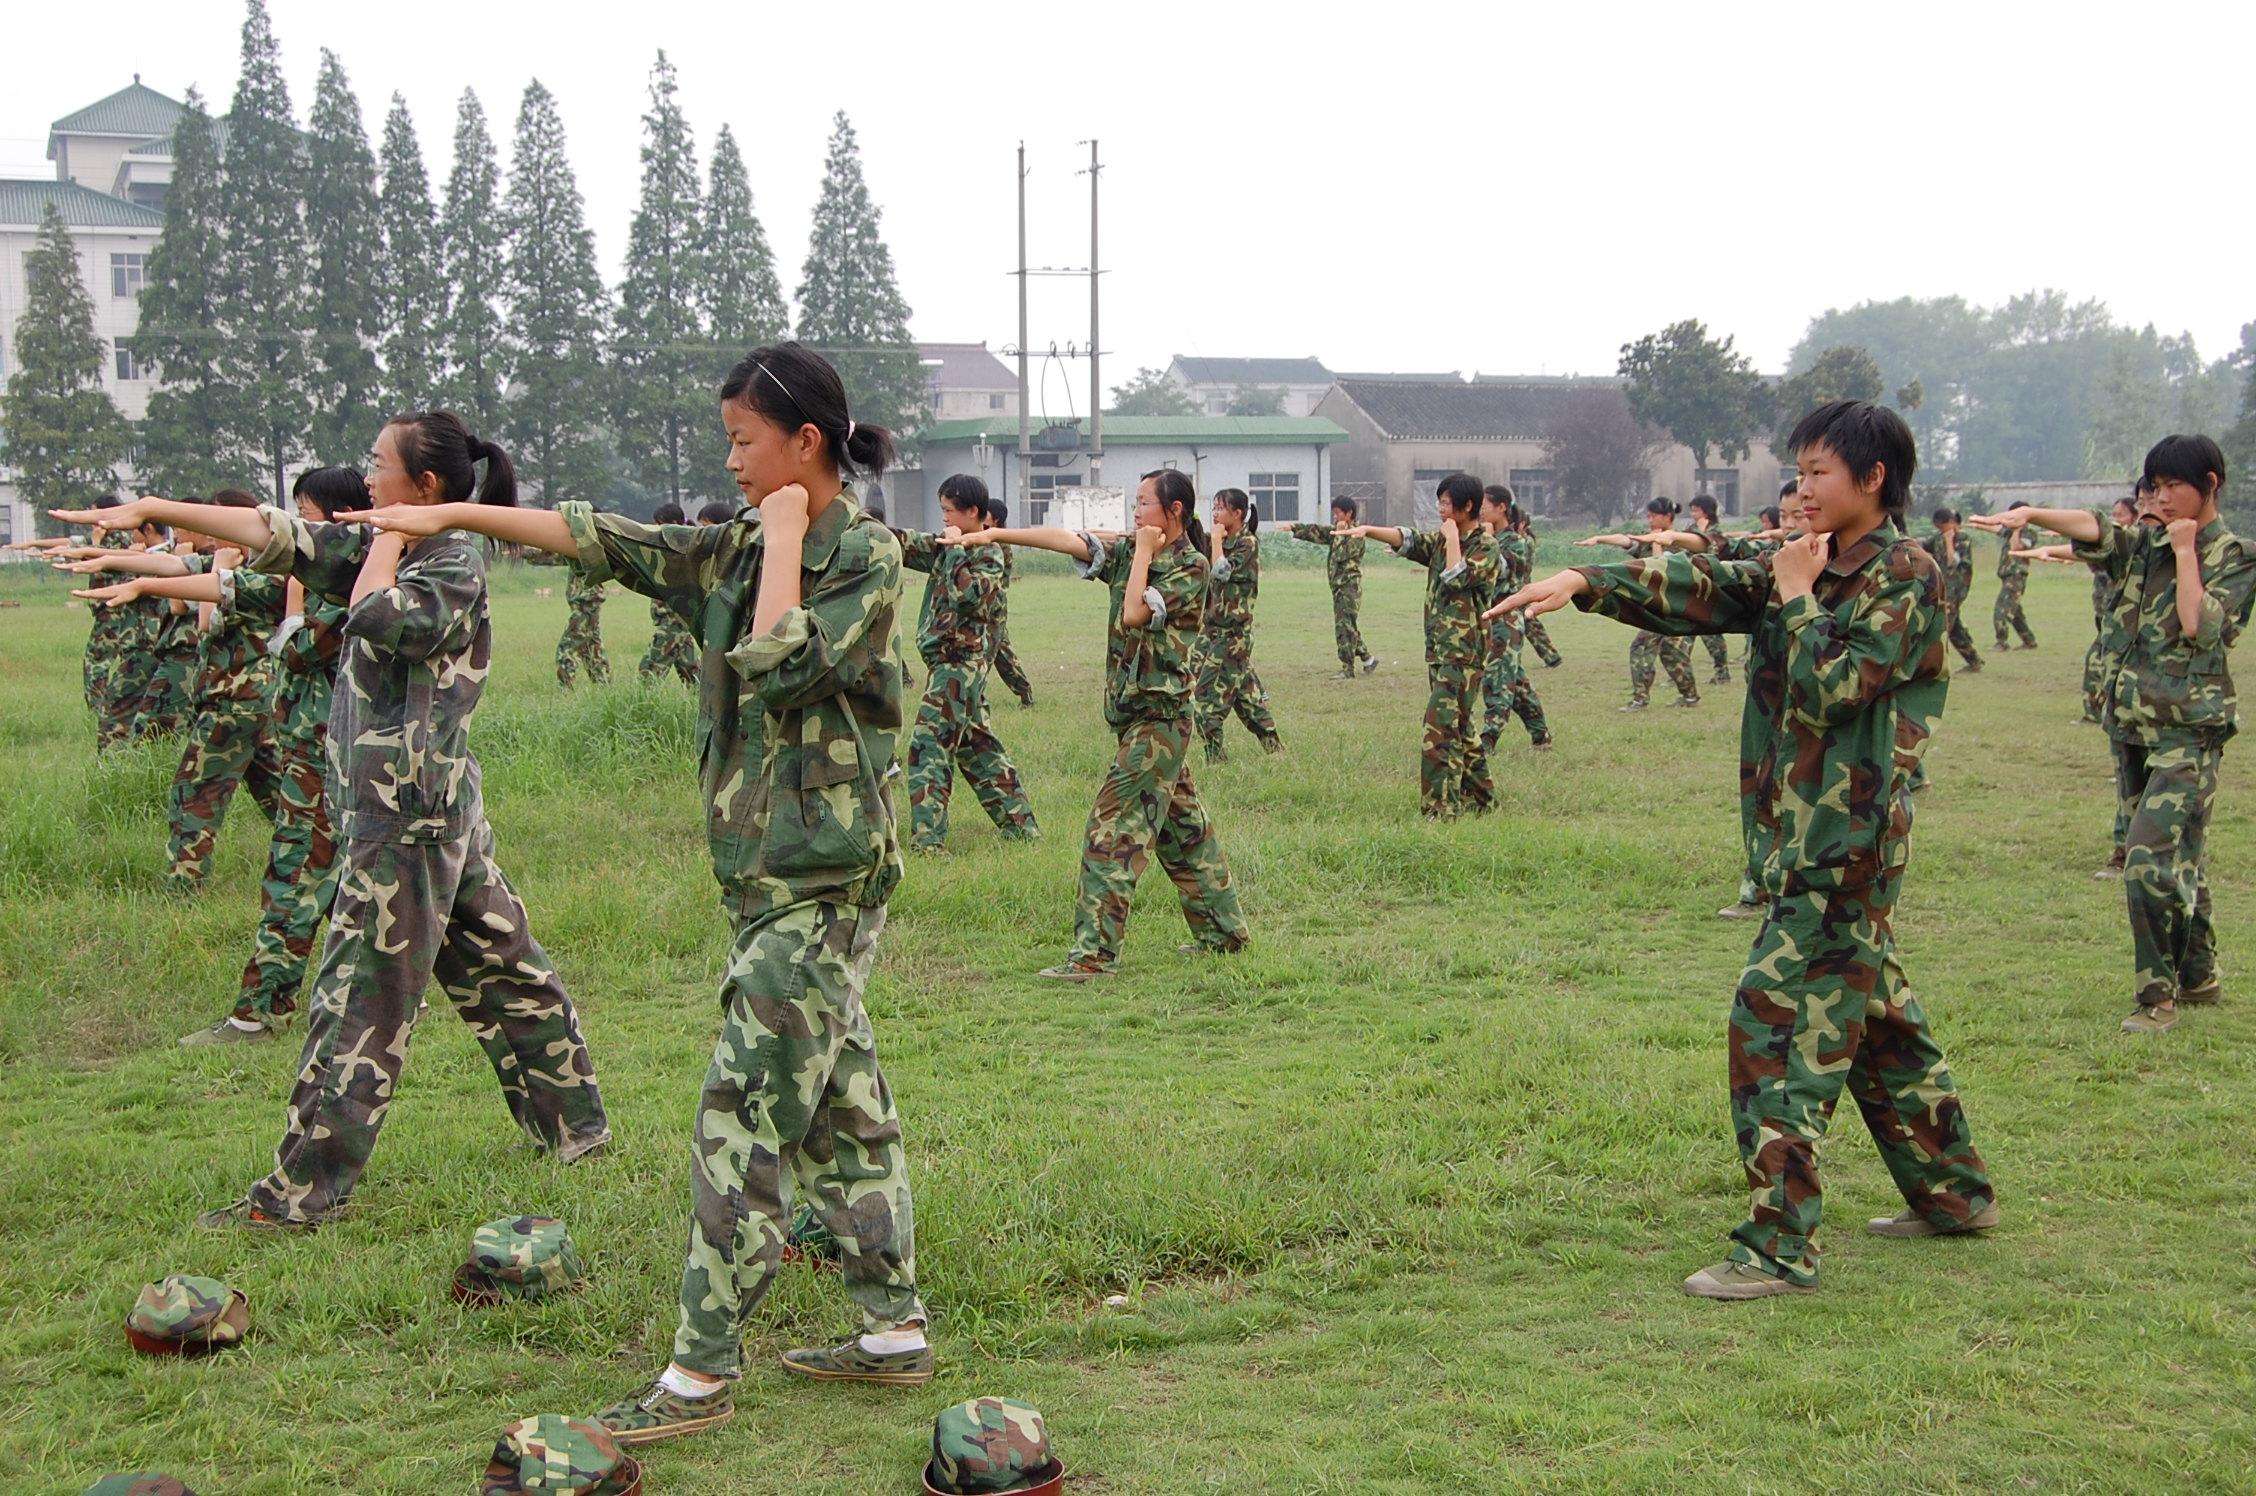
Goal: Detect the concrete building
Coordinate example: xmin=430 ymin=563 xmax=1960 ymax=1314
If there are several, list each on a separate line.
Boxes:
xmin=1314 ymin=377 xmax=1786 ymax=525
xmin=1165 ymin=355 xmax=1335 ymax=418
xmin=917 ymin=341 xmax=1020 ymax=423
xmin=1 ymin=80 xmax=185 ymax=543
xmin=909 ymin=415 xmax=1348 ymax=531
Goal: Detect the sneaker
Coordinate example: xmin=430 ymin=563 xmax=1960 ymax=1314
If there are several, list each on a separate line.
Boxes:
xmin=1260 ymin=736 xmax=1284 ymax=756
xmin=2093 ymin=860 xmax=2124 ymax=881
xmin=1531 ymin=738 xmax=1556 ymax=753
xmin=2122 ymin=1004 xmax=2178 ymax=1034
xmin=1668 ymin=696 xmax=1700 ymax=709
xmin=1361 ymin=656 xmax=1380 ymax=675
xmin=1716 ymin=900 xmax=1764 ymax=921
xmin=1015 ymin=696 xmax=1035 ymax=710
xmin=179 ymin=1018 xmax=281 ymax=1049
xmin=1680 ymin=1261 xmax=1813 ymax=1300
xmin=1865 ymin=1201 xmax=2000 ymax=1237
xmin=781 ymin=1336 xmax=935 ymax=1386
xmin=595 ymin=1376 xmax=736 ymax=1446
xmin=1618 ymin=700 xmax=1649 ymax=713
xmin=196 ymin=1197 xmax=323 ymax=1232
xmin=1712 ymin=672 xmax=1732 ymax=684
xmin=1036 ymin=962 xmax=1109 ymax=983
xmin=555 ymin=1128 xmax=612 ymax=1165
xmin=2180 ymin=973 xmax=2224 ymax=1006
xmin=1177 ymin=939 xmax=1247 ymax=956
xmin=1963 ymin=660 xmax=1983 ymax=674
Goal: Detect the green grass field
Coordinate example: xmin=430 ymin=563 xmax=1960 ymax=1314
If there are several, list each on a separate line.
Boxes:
xmin=2 ymin=542 xmax=2252 ymax=1492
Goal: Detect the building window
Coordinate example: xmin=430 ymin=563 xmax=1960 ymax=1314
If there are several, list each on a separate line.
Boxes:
xmin=110 ymin=253 xmax=147 ymax=299
xmin=1026 ymin=471 xmax=1082 ymax=527
xmin=1246 ymin=471 xmax=1301 ymax=523
xmin=1694 ymin=468 xmax=1742 ymax=514
xmin=1206 ymin=396 xmax=1230 ymax=415
xmin=115 ymin=345 xmax=143 ymax=381
xmin=1506 ymin=468 xmax=1556 ymax=512
xmin=1410 ymin=468 xmax=1456 ymax=524
xmin=988 ymin=393 xmax=1006 ymax=410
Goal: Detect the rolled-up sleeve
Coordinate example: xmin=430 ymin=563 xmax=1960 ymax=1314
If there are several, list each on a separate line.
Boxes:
xmin=561 ymin=501 xmax=714 ymax=626
xmin=246 ymin=505 xmax=367 ymax=600
xmin=342 ymin=543 xmax=481 ymax=662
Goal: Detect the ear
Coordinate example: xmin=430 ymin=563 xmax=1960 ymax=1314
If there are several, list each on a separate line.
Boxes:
xmin=1860 ymin=461 xmax=1887 ymax=500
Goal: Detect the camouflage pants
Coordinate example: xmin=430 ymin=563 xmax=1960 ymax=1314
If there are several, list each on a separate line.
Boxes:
xmin=86 ymin=624 xmax=136 ymax=750
xmin=1479 ymin=620 xmax=1550 ymax=750
xmin=640 ymin=605 xmax=698 ymax=687
xmin=167 ymin=702 xmax=285 ymax=889
xmin=556 ymin=601 xmax=610 ymax=687
xmin=1069 ymin=716 xmax=1248 ymax=969
xmin=1194 ymin=628 xmax=1281 ymax=758
xmin=246 ymin=820 xmax=609 ymax=1223
xmin=2080 ymin=631 xmax=2109 ymax=722
xmin=1992 ymin=574 xmax=2035 ymax=647
xmin=992 ymin=631 xmax=1035 ymax=705
xmin=1942 ymin=596 xmax=1982 ymax=670
xmin=1331 ymin=581 xmax=1371 ymax=670
xmin=2117 ymin=740 xmax=2220 ymax=1004
xmin=233 ymin=737 xmax=340 ymax=1024
xmin=1700 ymin=632 xmax=1732 ymax=681
xmin=1523 ymin=614 xmax=1562 ymax=668
xmin=2106 ymin=737 xmax=2134 ymax=857
xmin=1628 ymin=632 xmax=1697 ymax=704
xmin=674 ymin=901 xmax=924 ymax=1377
xmin=907 ymin=663 xmax=1037 ymax=848
xmin=129 ymin=645 xmax=196 ymax=740
xmin=1727 ymin=875 xmax=1992 ymax=1284
xmin=1422 ymin=656 xmax=1495 ymax=818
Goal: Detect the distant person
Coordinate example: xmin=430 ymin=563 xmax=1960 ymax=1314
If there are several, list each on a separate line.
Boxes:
xmin=1194 ymin=487 xmax=1283 ymax=762
xmin=983 ymin=495 xmax=1037 ymax=707
xmin=554 ymin=508 xmax=612 ymax=688
xmin=1477 ymin=485 xmax=1552 ymax=753
xmin=1684 ymin=496 xmax=1734 ymax=682
xmin=1286 ymin=496 xmax=1378 ymax=677
xmin=637 ymin=500 xmax=698 ymax=687
xmin=1579 ymin=499 xmax=1701 ymax=711
xmin=1512 ymin=505 xmax=1562 ymax=667
xmin=1920 ymin=507 xmax=1982 ymax=673
xmin=1991 ymin=501 xmax=2039 ymax=650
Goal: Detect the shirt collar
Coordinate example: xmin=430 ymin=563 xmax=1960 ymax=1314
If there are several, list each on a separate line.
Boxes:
xmin=1823 ymin=520 xmax=1897 ymax=578
xmin=761 ymin=487 xmax=859 ymax=569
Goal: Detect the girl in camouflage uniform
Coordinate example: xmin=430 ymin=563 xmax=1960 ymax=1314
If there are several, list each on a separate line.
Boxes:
xmin=1581 ymin=498 xmax=1701 ymax=711
xmin=1477 ymin=486 xmax=1551 ymax=753
xmin=58 ymin=417 xmax=613 ymax=1230
xmin=351 ymin=344 xmax=931 ymax=1444
xmin=1194 ymin=488 xmax=1283 ymax=762
xmin=967 ymin=468 xmax=1250 ymax=979
xmin=1686 ymin=497 xmax=1735 ymax=683
xmin=637 ymin=500 xmax=700 ymax=686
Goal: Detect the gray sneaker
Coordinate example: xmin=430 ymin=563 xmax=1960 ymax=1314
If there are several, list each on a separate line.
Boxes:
xmin=179 ymin=1018 xmax=281 ymax=1049
xmin=1680 ymin=1261 xmax=1813 ymax=1300
xmin=1716 ymin=900 xmax=1764 ymax=921
xmin=780 ymin=1335 xmax=935 ymax=1386
xmin=2122 ymin=1004 xmax=2179 ymax=1034
xmin=595 ymin=1376 xmax=735 ymax=1446
xmin=2179 ymin=973 xmax=2224 ymax=1006
xmin=1865 ymin=1201 xmax=2000 ymax=1237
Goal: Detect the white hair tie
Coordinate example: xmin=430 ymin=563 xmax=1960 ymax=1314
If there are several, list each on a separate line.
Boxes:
xmin=846 ymin=420 xmax=857 ymax=445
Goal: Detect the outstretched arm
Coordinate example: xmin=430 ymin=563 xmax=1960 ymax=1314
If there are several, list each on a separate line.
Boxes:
xmin=1341 ymin=523 xmax=1405 ymax=550
xmin=48 ymin=497 xmax=275 ymax=553
xmin=74 ymin=572 xmax=225 ymax=608
xmin=55 ymin=549 xmax=192 ymax=578
xmin=961 ymin=525 xmax=1094 ymax=564
xmin=341 ymin=499 xmax=576 ymax=556
xmin=1967 ymin=506 xmax=2101 ymax=543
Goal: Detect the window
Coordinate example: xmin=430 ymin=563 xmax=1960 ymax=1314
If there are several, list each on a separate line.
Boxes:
xmin=115 ymin=345 xmax=143 ymax=381
xmin=1207 ymin=396 xmax=1230 ymax=415
xmin=1410 ymin=468 xmax=1455 ymax=525
xmin=1507 ymin=468 xmax=1556 ymax=512
xmin=110 ymin=253 xmax=147 ymax=299
xmin=988 ymin=393 xmax=1006 ymax=410
xmin=1026 ymin=471 xmax=1082 ymax=527
xmin=1246 ymin=471 xmax=1301 ymax=523
xmin=1695 ymin=468 xmax=1742 ymax=514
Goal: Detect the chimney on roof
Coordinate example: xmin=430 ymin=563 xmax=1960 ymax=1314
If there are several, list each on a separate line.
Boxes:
xmin=134 ymin=73 xmax=141 ymax=84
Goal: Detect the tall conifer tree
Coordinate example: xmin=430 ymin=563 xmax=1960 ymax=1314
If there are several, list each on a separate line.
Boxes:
xmin=375 ymin=93 xmax=446 ymax=413
xmin=795 ymin=112 xmax=926 ymax=444
xmin=499 ymin=80 xmax=608 ymax=507
xmin=697 ymin=124 xmax=787 ymax=502
xmin=304 ymin=49 xmax=383 ymax=464
xmin=3 ymin=208 xmax=133 ymax=535
xmin=438 ymin=89 xmax=506 ymax=430
xmin=612 ymin=52 xmax=707 ymax=507
xmin=135 ymin=89 xmax=237 ymax=498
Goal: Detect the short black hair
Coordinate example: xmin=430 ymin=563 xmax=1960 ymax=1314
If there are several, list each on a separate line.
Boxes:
xmin=1645 ymin=496 xmax=1680 ymax=519
xmin=1482 ymin=483 xmax=1516 ymax=509
xmin=983 ymin=495 xmax=1008 ymax=527
xmin=653 ymin=500 xmax=685 ymax=525
xmin=1787 ymin=399 xmax=1916 ymax=514
xmin=937 ymin=473 xmax=990 ymax=511
xmin=1759 ymin=504 xmax=1783 ymax=528
xmin=697 ymin=500 xmax=736 ymax=524
xmin=1778 ymin=478 xmax=1798 ymax=500
xmin=1330 ymin=495 xmax=1358 ymax=520
xmin=1689 ymin=495 xmax=1720 ymax=522
xmin=2142 ymin=433 xmax=2227 ymax=500
xmin=1435 ymin=472 xmax=1483 ymax=516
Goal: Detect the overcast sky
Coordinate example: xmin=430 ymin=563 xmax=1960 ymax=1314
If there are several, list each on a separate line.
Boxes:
xmin=9 ymin=1 xmax=2250 ymax=413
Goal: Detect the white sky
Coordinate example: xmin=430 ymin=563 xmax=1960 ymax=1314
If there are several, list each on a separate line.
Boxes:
xmin=8 ymin=0 xmax=2250 ymax=409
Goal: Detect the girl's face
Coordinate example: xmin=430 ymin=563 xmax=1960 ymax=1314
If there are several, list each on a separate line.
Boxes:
xmin=295 ymin=494 xmax=325 ymax=523
xmin=1480 ymin=500 xmax=1511 ymax=529
xmin=2149 ymin=476 xmax=2216 ymax=525
xmin=1216 ymin=504 xmax=1245 ymax=537
xmin=722 ymin=400 xmax=824 ymax=507
xmin=368 ymin=426 xmax=434 ymax=508
xmin=939 ymin=498 xmax=983 ymax=532
xmin=1134 ymin=478 xmax=1168 ymax=531
xmin=1644 ymin=509 xmax=1672 ymax=532
xmin=1793 ymin=442 xmax=1884 ymax=536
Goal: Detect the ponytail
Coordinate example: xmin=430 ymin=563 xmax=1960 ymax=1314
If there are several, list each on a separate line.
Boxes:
xmin=719 ymin=340 xmax=897 ymax=480
xmin=388 ymin=409 xmax=519 ymax=506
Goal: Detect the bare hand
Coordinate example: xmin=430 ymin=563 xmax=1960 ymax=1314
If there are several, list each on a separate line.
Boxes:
xmin=72 ymin=580 xmax=144 ymax=607
xmin=1440 ymin=518 xmax=1460 ymax=542
xmin=1335 ymin=524 xmax=1373 ymax=539
xmin=1134 ymin=525 xmax=1165 ymax=554
xmin=760 ymin=484 xmax=812 ymax=535
xmin=1483 ymin=569 xmax=1589 ymax=621
xmin=337 ymin=503 xmax=451 ymax=539
xmin=950 ymin=528 xmax=995 ymax=547
xmin=2167 ymin=517 xmax=2200 ymax=551
xmin=1771 ymin=533 xmax=1828 ymax=595
xmin=58 ymin=556 xmax=125 ymax=575
xmin=214 ymin=546 xmax=245 ymax=570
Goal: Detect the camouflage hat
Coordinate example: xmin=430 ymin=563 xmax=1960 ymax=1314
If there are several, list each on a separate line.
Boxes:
xmin=83 ymin=1478 xmax=196 ymax=1496
xmin=479 ymin=1415 xmax=641 ymax=1496
xmin=123 ymin=1275 xmax=249 ymax=1357
xmin=924 ymin=1397 xmax=1064 ymax=1495
xmin=453 ymin=1216 xmax=586 ymax=1306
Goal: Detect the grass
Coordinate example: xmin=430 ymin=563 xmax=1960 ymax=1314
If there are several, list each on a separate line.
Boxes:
xmin=1 ymin=540 xmax=2252 ymax=1492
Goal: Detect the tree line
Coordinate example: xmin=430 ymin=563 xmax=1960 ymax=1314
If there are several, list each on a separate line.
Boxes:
xmin=4 ymin=0 xmax=924 ymax=529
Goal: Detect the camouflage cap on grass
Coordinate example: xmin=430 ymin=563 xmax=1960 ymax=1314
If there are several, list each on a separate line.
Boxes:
xmin=123 ymin=1275 xmax=249 ymax=1357
xmin=453 ymin=1216 xmax=587 ymax=1307
xmin=479 ymin=1415 xmax=642 ymax=1495
xmin=925 ymin=1397 xmax=1065 ymax=1495
xmin=83 ymin=1478 xmax=196 ymax=1495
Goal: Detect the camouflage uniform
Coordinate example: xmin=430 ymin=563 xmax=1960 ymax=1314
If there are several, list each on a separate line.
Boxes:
xmin=1381 ymin=524 xmax=1498 ymax=816
xmin=555 ymin=563 xmax=611 ymax=687
xmin=1194 ymin=529 xmax=1282 ymax=760
xmin=1517 ymin=522 xmax=1563 ymax=667
xmin=561 ymin=495 xmax=925 ymax=1378
xmin=2072 ymin=515 xmax=2256 ymax=1008
xmin=83 ymin=532 xmax=143 ymax=749
xmin=237 ymin=507 xmax=609 ymax=1224
xmin=1919 ymin=528 xmax=1982 ymax=670
xmin=1067 ymin=531 xmax=1248 ymax=968
xmin=640 ymin=597 xmax=698 ymax=686
xmin=990 ymin=546 xmax=1035 ymax=706
xmin=230 ymin=587 xmax=345 ymax=1025
xmin=893 ymin=526 xmax=1036 ymax=849
xmin=1687 ymin=520 xmax=1734 ymax=681
xmin=164 ymin=554 xmax=286 ymax=889
xmin=127 ymin=587 xmax=200 ymax=740
xmin=1288 ymin=522 xmax=1374 ymax=673
xmin=1574 ymin=524 xmax=1993 ymax=1285
xmin=1481 ymin=528 xmax=1551 ymax=751
xmin=1993 ymin=531 xmax=2037 ymax=648
xmin=1621 ymin=538 xmax=1699 ymax=706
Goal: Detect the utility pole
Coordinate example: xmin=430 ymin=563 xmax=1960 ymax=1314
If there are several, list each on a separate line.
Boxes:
xmin=1082 ymin=139 xmax=1103 ymax=489
xmin=1015 ymin=142 xmax=1030 ymax=508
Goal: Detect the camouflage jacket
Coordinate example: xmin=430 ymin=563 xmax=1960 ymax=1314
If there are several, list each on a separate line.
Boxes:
xmin=566 ymin=564 xmax=605 ymax=610
xmin=892 ymin=527 xmax=1003 ymax=667
xmin=1716 ymin=532 xmax=1781 ymax=564
xmin=2072 ymin=514 xmax=2256 ymax=747
xmin=996 ymin=544 xmax=1016 ymax=625
xmin=1920 ymin=529 xmax=1974 ymax=603
xmin=1484 ymin=529 xmax=1532 ymax=646
xmin=563 ymin=495 xmax=906 ymax=923
xmin=1574 ymin=523 xmax=1948 ymax=895
xmin=1995 ymin=529 xmax=2030 ymax=581
xmin=249 ymin=507 xmax=492 ymax=844
xmin=1204 ymin=530 xmax=1260 ymax=635
xmin=1393 ymin=523 xmax=1497 ymax=666
xmin=1077 ymin=531 xmax=1208 ymax=731
xmin=183 ymin=552 xmax=283 ymax=708
xmin=1287 ymin=523 xmax=1364 ymax=591
xmin=264 ymin=591 xmax=348 ymax=756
